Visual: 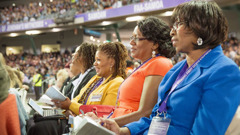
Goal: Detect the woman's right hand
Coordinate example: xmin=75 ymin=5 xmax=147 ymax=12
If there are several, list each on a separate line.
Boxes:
xmin=100 ymin=118 xmax=121 ymax=135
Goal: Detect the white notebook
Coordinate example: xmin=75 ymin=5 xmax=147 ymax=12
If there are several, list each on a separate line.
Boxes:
xmin=73 ymin=116 xmax=115 ymax=135
xmin=45 ymin=86 xmax=66 ymax=101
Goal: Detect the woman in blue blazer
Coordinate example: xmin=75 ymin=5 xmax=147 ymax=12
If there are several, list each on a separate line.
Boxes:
xmin=100 ymin=1 xmax=240 ymax=135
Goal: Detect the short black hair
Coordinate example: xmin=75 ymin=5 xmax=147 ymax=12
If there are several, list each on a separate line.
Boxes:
xmin=171 ymin=1 xmax=228 ymax=49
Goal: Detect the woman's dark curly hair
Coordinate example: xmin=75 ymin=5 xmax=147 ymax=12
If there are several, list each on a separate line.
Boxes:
xmin=137 ymin=16 xmax=176 ymax=58
xmin=98 ymin=42 xmax=127 ymax=79
xmin=171 ymin=1 xmax=228 ymax=50
xmin=77 ymin=42 xmax=98 ymax=72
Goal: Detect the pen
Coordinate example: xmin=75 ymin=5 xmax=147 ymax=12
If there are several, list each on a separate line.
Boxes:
xmin=101 ymin=111 xmax=114 ymax=126
xmin=106 ymin=111 xmax=114 ymax=119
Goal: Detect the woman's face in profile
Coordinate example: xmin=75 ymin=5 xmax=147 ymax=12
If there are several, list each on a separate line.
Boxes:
xmin=170 ymin=19 xmax=198 ymax=53
xmin=130 ymin=26 xmax=154 ymax=62
xmin=94 ymin=50 xmax=114 ymax=79
xmin=70 ymin=46 xmax=83 ymax=75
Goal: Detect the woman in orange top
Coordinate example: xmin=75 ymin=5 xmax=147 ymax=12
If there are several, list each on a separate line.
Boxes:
xmin=88 ymin=16 xmax=175 ymax=127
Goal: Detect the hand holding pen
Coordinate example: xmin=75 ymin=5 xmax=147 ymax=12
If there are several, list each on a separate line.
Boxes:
xmin=100 ymin=116 xmax=121 ymax=134
xmin=100 ymin=111 xmax=114 ymax=126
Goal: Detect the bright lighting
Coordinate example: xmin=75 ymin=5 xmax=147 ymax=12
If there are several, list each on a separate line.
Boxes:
xmin=52 ymin=28 xmax=61 ymax=32
xmin=50 ymin=0 xmax=53 ymax=2
xmin=9 ymin=33 xmax=18 ymax=37
xmin=39 ymin=2 xmax=42 ymax=6
xmin=126 ymin=16 xmax=144 ymax=22
xmin=12 ymin=3 xmax=16 ymax=6
xmin=25 ymin=30 xmax=41 ymax=35
xmin=101 ymin=21 xmax=112 ymax=25
xmin=159 ymin=11 xmax=173 ymax=16
xmin=90 ymin=36 xmax=94 ymax=40
xmin=97 ymin=40 xmax=100 ymax=43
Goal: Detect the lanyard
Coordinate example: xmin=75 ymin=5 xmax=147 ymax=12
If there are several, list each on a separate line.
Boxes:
xmin=115 ymin=54 xmax=161 ymax=106
xmin=84 ymin=77 xmax=103 ymax=105
xmin=158 ymin=49 xmax=211 ymax=114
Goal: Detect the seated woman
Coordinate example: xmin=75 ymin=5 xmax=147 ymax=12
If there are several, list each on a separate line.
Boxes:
xmin=88 ymin=16 xmax=175 ymax=127
xmin=27 ymin=42 xmax=128 ymax=135
xmin=55 ymin=41 xmax=128 ymax=115
xmin=62 ymin=42 xmax=98 ymax=100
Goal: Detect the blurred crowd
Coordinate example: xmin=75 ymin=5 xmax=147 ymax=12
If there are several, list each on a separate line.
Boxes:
xmin=4 ymin=50 xmax=72 ymax=92
xmin=0 ymin=0 xmax=149 ymax=25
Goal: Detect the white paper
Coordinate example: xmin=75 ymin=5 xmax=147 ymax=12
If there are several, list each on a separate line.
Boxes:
xmin=45 ymin=86 xmax=66 ymax=101
xmin=38 ymin=94 xmax=54 ymax=105
xmin=74 ymin=116 xmax=115 ymax=135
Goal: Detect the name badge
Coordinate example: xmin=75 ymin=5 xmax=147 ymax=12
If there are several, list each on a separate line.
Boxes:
xmin=148 ymin=115 xmax=171 ymax=135
xmin=90 ymin=93 xmax=103 ymax=102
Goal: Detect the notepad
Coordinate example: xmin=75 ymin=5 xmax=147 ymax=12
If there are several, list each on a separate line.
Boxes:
xmin=73 ymin=116 xmax=115 ymax=135
xmin=45 ymin=86 xmax=66 ymax=101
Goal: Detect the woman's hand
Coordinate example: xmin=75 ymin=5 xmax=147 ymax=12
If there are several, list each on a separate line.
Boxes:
xmin=100 ymin=118 xmax=121 ymax=135
xmin=52 ymin=97 xmax=71 ymax=110
xmin=65 ymin=110 xmax=76 ymax=117
xmin=85 ymin=112 xmax=99 ymax=121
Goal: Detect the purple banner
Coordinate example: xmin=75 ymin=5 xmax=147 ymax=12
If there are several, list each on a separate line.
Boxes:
xmin=75 ymin=0 xmax=191 ymax=22
xmin=0 ymin=19 xmax=54 ymax=33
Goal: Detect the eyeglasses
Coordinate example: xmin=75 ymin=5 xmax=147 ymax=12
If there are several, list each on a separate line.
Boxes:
xmin=130 ymin=36 xmax=148 ymax=42
xmin=172 ymin=21 xmax=187 ymax=30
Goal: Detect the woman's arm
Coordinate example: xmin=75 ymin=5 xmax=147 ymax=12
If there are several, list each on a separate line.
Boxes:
xmin=114 ymin=75 xmax=163 ymax=127
xmin=68 ymin=93 xmax=83 ymax=115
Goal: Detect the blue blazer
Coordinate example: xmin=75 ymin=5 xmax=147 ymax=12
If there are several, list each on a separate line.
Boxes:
xmin=126 ymin=45 xmax=240 ymax=135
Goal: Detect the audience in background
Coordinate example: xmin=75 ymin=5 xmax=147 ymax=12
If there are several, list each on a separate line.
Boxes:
xmin=0 ymin=0 xmax=151 ymax=25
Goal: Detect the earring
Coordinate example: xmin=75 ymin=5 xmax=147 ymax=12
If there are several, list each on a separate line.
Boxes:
xmin=152 ymin=50 xmax=156 ymax=58
xmin=110 ymin=66 xmax=112 ymax=72
xmin=197 ymin=37 xmax=203 ymax=46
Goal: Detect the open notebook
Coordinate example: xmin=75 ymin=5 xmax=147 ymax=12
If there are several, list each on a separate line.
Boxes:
xmin=28 ymin=98 xmax=61 ymax=117
xmin=72 ymin=116 xmax=115 ymax=135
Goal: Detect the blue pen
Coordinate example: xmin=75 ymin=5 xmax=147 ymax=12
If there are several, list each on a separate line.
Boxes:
xmin=101 ymin=111 xmax=114 ymax=126
xmin=107 ymin=111 xmax=114 ymax=119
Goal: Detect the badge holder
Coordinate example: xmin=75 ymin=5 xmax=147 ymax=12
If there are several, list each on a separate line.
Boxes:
xmin=148 ymin=112 xmax=171 ymax=135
